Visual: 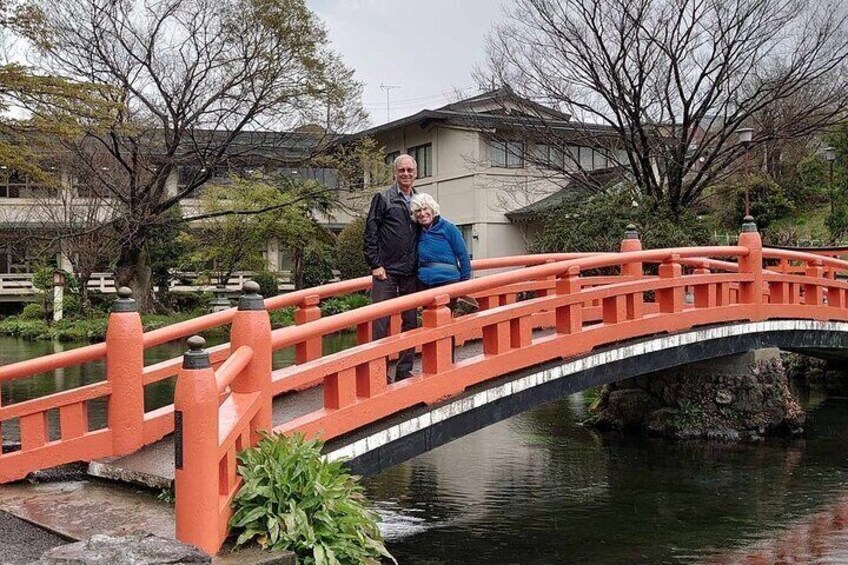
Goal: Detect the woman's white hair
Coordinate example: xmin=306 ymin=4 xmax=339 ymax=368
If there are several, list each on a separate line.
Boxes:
xmin=410 ymin=193 xmax=441 ymax=218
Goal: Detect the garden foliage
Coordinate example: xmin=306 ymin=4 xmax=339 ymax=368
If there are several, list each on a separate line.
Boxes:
xmin=230 ymin=433 xmax=394 ymax=565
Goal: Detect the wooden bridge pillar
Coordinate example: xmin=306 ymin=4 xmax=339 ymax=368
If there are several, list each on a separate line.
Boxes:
xmin=657 ymin=255 xmax=683 ymax=313
xmin=619 ymin=224 xmax=644 ymax=320
xmin=422 ymin=294 xmax=454 ymax=373
xmin=230 ymin=281 xmax=273 ymax=439
xmin=106 ymin=287 xmax=144 ymax=456
xmin=556 ymin=266 xmax=582 ymax=334
xmin=174 ymin=336 xmax=220 ymax=555
xmin=738 ymin=216 xmax=764 ymax=319
xmin=295 ymin=294 xmax=322 ymax=363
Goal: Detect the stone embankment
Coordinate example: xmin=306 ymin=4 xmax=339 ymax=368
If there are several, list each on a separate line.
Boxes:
xmin=586 ymin=349 xmax=806 ymax=440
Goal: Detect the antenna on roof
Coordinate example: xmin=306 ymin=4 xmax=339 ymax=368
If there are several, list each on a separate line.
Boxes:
xmin=380 ymin=83 xmax=401 ymax=123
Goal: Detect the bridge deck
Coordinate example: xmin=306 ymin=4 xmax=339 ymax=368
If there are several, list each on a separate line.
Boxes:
xmin=88 ymin=336 xmax=492 ymax=489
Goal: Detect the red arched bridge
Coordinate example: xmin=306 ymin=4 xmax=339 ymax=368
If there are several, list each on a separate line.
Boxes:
xmin=3 ymin=218 xmax=848 ymax=554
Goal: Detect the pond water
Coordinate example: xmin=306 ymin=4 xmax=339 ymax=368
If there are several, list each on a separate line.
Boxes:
xmin=366 ymin=383 xmax=848 ymax=564
xmin=4 ymin=336 xmax=848 ymax=563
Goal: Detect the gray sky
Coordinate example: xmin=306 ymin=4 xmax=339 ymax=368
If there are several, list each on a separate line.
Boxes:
xmin=306 ymin=0 xmax=507 ymax=126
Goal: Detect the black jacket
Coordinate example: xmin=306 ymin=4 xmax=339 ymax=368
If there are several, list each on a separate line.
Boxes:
xmin=364 ymin=184 xmax=419 ymax=276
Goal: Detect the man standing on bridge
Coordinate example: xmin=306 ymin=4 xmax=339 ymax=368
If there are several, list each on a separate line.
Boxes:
xmin=364 ymin=154 xmax=420 ymax=382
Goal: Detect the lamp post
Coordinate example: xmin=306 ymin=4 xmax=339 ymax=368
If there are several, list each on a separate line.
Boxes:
xmin=737 ymin=127 xmax=754 ymax=217
xmin=52 ymin=269 xmax=66 ymax=322
xmin=825 ymin=146 xmax=836 ymax=214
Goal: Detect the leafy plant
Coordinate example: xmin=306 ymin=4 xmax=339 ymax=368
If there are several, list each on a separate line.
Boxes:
xmin=334 ymin=217 xmax=369 ymax=280
xmin=251 ymin=271 xmax=281 ymax=299
xmin=319 ymin=294 xmax=370 ymax=317
xmin=230 ymin=433 xmax=394 ymax=565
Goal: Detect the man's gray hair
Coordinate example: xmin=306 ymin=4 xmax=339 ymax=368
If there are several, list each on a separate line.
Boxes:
xmin=393 ymin=153 xmax=418 ymax=171
xmin=410 ymin=193 xmax=441 ymax=218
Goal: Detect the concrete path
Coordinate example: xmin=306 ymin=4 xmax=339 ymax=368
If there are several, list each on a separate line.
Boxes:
xmin=0 ymin=510 xmax=67 ymax=565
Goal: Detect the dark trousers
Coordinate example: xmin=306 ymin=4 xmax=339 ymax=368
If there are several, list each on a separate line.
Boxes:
xmin=372 ymin=273 xmax=418 ymax=378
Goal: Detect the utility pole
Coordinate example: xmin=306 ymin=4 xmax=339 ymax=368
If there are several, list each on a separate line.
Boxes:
xmin=380 ymin=83 xmax=401 ymax=123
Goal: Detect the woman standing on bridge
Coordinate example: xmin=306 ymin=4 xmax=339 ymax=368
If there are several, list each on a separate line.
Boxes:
xmin=410 ymin=194 xmax=473 ymax=298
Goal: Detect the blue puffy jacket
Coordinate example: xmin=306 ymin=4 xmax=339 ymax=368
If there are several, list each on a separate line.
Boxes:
xmin=417 ymin=216 xmax=472 ymax=286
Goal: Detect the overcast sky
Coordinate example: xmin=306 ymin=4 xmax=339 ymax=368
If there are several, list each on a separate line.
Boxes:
xmin=306 ymin=0 xmax=507 ymax=126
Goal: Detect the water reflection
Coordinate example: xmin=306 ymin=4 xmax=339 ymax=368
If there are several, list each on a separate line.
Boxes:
xmin=368 ymin=392 xmax=848 ymax=564
xmin=0 ymin=332 xmax=358 ymax=443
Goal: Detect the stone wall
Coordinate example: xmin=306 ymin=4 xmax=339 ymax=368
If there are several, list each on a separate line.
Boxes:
xmin=586 ymin=349 xmax=805 ymax=441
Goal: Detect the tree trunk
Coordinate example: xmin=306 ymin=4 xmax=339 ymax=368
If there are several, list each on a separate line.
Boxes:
xmin=115 ymin=241 xmax=157 ymax=312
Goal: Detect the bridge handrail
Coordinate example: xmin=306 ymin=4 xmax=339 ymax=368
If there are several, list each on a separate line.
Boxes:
xmin=214 ymin=345 xmax=254 ymax=394
xmin=0 ymin=254 xmax=595 ymax=386
xmin=268 ymin=246 xmax=748 ymax=350
xmin=763 ymin=248 xmax=848 ymax=271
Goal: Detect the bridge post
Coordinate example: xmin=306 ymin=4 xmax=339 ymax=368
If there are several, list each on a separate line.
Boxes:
xmin=174 ymin=336 xmax=220 ymax=555
xmin=693 ymin=261 xmax=716 ymax=308
xmin=738 ymin=215 xmax=764 ymax=319
xmin=423 ymin=293 xmax=455 ymax=373
xmin=657 ymin=254 xmax=683 ymax=313
xmin=106 ymin=287 xmax=144 ymax=456
xmin=556 ymin=265 xmax=582 ymax=334
xmin=230 ymin=281 xmax=273 ymax=438
xmin=619 ymin=224 xmax=644 ymax=320
xmin=804 ymin=259 xmax=825 ymax=307
xmin=295 ymin=294 xmax=322 ymax=363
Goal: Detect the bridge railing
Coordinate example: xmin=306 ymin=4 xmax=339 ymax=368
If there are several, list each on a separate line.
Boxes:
xmin=0 ymin=254 xmax=605 ymax=483
xmin=172 ymin=220 xmax=798 ymax=553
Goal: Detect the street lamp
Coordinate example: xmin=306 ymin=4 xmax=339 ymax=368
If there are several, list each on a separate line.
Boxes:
xmin=736 ymin=127 xmax=754 ymax=217
xmin=52 ymin=269 xmax=66 ymax=322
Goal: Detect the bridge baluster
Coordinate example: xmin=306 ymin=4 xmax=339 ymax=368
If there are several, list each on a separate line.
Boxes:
xmin=620 ymin=224 xmax=643 ymax=277
xmin=294 ymin=294 xmax=322 ymax=364
xmin=356 ymin=359 xmax=387 ymax=398
xmin=356 ymin=321 xmax=372 ymax=345
xmin=804 ymin=260 xmax=825 ymax=307
xmin=602 ymin=295 xmax=627 ymax=325
xmin=693 ymin=263 xmax=716 ymax=309
xmin=828 ymin=285 xmax=845 ymax=309
xmin=620 ymin=226 xmax=644 ymax=320
xmin=510 ymin=315 xmax=532 ymax=349
xmin=106 ymin=287 xmax=144 ymax=456
xmin=556 ymin=266 xmax=582 ymax=334
xmin=657 ymin=255 xmax=683 ymax=314
xmin=230 ymin=281 xmax=272 ymax=439
xmin=19 ymin=412 xmax=47 ymax=451
xmin=536 ymin=258 xmax=558 ymax=298
xmin=174 ymin=336 xmax=220 ymax=555
xmin=325 ymin=368 xmax=357 ymax=409
xmin=422 ymin=294 xmax=454 ymax=374
xmin=738 ymin=216 xmax=764 ymax=319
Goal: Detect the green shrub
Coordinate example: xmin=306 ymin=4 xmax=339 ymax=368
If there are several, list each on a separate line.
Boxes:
xmin=169 ymin=291 xmax=210 ymax=313
xmin=335 ymin=217 xmax=370 ymax=280
xmin=251 ymin=271 xmax=281 ymax=299
xmin=230 ymin=433 xmax=394 ymax=565
xmin=302 ymin=242 xmax=336 ymax=289
xmin=533 ymin=190 xmax=711 ymax=254
xmin=320 ymin=293 xmax=371 ymax=317
xmin=20 ymin=303 xmax=45 ymax=320
xmin=269 ymin=307 xmax=295 ymax=328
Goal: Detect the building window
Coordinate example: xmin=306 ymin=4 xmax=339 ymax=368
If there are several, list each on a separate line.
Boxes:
xmin=531 ymin=144 xmax=566 ymax=170
xmin=407 ymin=144 xmax=432 ymax=178
xmin=491 ymin=140 xmax=524 ymax=168
xmin=565 ymin=146 xmax=609 ymax=170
